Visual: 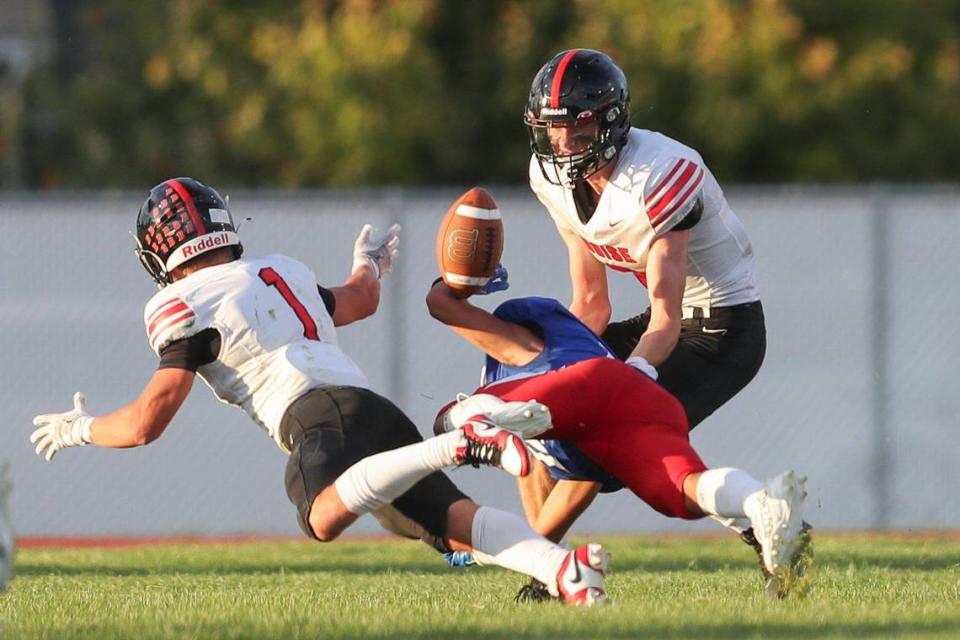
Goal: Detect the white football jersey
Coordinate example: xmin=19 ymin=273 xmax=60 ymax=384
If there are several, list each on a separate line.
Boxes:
xmin=530 ymin=128 xmax=759 ymax=309
xmin=143 ymin=255 xmax=369 ymax=451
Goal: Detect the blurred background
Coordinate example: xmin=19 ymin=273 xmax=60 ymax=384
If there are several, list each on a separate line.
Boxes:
xmin=1 ymin=0 xmax=958 ymax=537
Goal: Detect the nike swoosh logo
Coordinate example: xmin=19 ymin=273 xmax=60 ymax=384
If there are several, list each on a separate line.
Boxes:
xmin=701 ymin=328 xmax=727 ymax=335
xmin=608 ymin=220 xmax=621 ymax=227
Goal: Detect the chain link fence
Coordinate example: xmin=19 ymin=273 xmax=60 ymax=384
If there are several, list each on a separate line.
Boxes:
xmin=2 ymin=185 xmax=958 ymax=536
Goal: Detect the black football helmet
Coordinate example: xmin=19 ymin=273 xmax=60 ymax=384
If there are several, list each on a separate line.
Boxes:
xmin=524 ymin=49 xmax=631 ymax=187
xmin=134 ymin=177 xmax=243 ymax=286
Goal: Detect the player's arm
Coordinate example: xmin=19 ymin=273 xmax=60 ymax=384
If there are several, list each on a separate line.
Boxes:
xmin=85 ymin=368 xmax=194 ymax=447
xmin=327 ymin=223 xmax=402 ymax=327
xmin=426 ymin=281 xmax=543 ymax=366
xmin=30 ymin=368 xmax=195 ymax=460
xmin=630 ymin=229 xmax=689 ymax=367
xmin=326 ymin=268 xmax=380 ymax=326
xmin=559 ymin=224 xmax=611 ymax=335
xmin=31 ymin=322 xmax=225 ymax=460
xmin=533 ymin=478 xmax=602 ymax=543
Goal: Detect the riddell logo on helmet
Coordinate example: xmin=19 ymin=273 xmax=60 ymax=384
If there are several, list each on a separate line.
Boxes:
xmin=181 ymin=232 xmax=232 ymax=259
xmin=541 ymin=107 xmax=568 ymax=116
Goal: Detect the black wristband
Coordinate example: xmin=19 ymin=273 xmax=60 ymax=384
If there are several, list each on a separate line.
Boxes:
xmin=430 ymin=276 xmax=444 ymax=288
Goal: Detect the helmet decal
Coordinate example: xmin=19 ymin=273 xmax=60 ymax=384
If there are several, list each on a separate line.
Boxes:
xmin=166 ymin=179 xmax=207 ymax=235
xmin=134 ymin=177 xmax=242 ymax=287
xmin=550 ymin=48 xmax=581 ymax=108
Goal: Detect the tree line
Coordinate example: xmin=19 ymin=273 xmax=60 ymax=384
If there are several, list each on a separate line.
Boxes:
xmin=10 ymin=0 xmax=960 ymax=188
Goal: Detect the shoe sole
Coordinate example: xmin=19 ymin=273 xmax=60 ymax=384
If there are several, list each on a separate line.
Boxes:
xmin=494 ymin=401 xmax=552 ymax=439
xmin=581 ymin=544 xmax=611 ymax=607
xmin=767 ymin=523 xmax=816 ymax=600
xmin=586 ymin=543 xmax=611 ymax=575
xmin=764 ymin=473 xmax=809 ymax=593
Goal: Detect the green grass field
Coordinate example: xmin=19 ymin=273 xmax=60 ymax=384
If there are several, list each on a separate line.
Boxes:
xmin=3 ymin=534 xmax=959 ymax=639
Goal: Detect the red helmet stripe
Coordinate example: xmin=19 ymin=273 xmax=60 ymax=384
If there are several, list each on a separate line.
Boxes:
xmin=165 ymin=179 xmax=206 ymax=235
xmin=550 ymin=49 xmax=580 ymax=108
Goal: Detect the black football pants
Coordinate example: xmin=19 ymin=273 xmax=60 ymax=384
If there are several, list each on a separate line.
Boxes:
xmin=601 ymin=301 xmax=766 ymax=429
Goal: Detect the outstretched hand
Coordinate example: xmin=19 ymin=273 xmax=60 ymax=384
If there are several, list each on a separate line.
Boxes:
xmin=31 ymin=392 xmax=94 ymax=461
xmin=353 ymin=224 xmax=401 ymax=278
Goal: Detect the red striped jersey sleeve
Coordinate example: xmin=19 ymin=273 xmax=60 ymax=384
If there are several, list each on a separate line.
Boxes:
xmin=144 ymin=295 xmax=198 ymax=354
xmin=643 ymin=157 xmax=705 ymax=234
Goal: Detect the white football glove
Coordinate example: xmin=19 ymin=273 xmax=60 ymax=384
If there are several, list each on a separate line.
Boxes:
xmin=30 ymin=392 xmax=94 ymax=462
xmin=625 ymin=355 xmax=659 ymax=380
xmin=352 ymin=223 xmax=401 ymax=278
xmin=444 ymin=393 xmax=553 ymax=439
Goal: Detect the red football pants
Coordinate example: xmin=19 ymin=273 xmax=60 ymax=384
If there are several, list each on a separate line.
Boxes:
xmin=482 ymin=358 xmax=707 ymax=519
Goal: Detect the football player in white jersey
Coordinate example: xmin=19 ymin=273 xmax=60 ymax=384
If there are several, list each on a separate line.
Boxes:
xmin=29 ymin=177 xmax=609 ymax=606
xmin=521 ymin=49 xmax=772 ymax=584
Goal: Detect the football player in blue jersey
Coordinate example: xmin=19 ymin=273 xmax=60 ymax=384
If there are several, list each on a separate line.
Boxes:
xmin=426 ymin=267 xmax=811 ymax=600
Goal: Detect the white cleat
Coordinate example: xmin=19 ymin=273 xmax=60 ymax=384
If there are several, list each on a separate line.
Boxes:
xmin=444 ymin=394 xmax=553 ymax=439
xmin=553 ymin=543 xmax=610 ymax=607
xmin=481 ymin=400 xmax=552 ymax=439
xmin=750 ymin=471 xmax=807 ymax=584
xmin=444 ymin=393 xmax=507 ymax=433
xmin=0 ymin=462 xmax=14 ymax=591
xmin=455 ymin=419 xmax=531 ymax=477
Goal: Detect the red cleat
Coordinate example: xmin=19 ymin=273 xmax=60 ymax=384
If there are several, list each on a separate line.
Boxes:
xmin=455 ymin=419 xmax=531 ymax=477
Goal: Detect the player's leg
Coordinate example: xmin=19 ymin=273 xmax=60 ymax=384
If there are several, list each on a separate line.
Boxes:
xmin=282 ymin=387 xmax=526 ymax=542
xmin=423 ymin=494 xmax=609 ymax=607
xmin=435 ymin=393 xmax=559 ymax=534
xmin=688 ymin=468 xmax=811 ymax=598
xmin=654 ymin=309 xmax=815 ymax=596
xmin=604 ymin=309 xmax=776 ymax=572
xmin=571 ymin=407 xmax=810 ymax=597
xmin=559 ymin=364 xmax=808 ymax=595
xmin=578 ymin=420 xmax=708 ymax=520
xmin=281 ymin=385 xmax=607 ymax=604
xmin=332 ymin=395 xmax=608 ymax=607
xmin=516 ymin=459 xmax=557 ymax=528
xmin=313 ymin=422 xmax=527 ymax=540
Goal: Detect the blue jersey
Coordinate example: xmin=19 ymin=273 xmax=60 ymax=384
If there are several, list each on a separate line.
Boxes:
xmin=483 ymin=297 xmax=624 ymax=492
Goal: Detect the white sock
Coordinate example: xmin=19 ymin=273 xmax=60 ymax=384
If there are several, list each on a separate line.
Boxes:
xmin=469 ymin=506 xmax=569 ymax=592
xmin=334 ymin=431 xmax=463 ymax=515
xmin=695 ymin=468 xmax=764 ymax=520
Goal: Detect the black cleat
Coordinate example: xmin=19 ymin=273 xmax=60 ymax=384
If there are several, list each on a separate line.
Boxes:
xmin=514 ymin=577 xmax=553 ymax=604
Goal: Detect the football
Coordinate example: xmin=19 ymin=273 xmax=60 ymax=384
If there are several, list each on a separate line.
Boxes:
xmin=436 ymin=187 xmax=504 ymax=298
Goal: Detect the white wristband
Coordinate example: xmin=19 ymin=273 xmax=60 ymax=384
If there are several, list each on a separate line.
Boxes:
xmin=625 ymin=355 xmax=659 ymax=380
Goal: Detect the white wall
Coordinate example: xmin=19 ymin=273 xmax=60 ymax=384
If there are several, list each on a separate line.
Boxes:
xmin=2 ymin=185 xmax=958 ymax=536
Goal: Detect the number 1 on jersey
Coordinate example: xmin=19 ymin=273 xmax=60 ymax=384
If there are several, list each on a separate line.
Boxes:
xmin=258 ymin=267 xmax=320 ymax=341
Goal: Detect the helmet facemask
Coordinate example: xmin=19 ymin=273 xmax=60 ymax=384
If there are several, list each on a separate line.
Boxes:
xmin=526 ymin=105 xmax=627 ymax=187
xmin=134 ymin=235 xmax=172 ymax=287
